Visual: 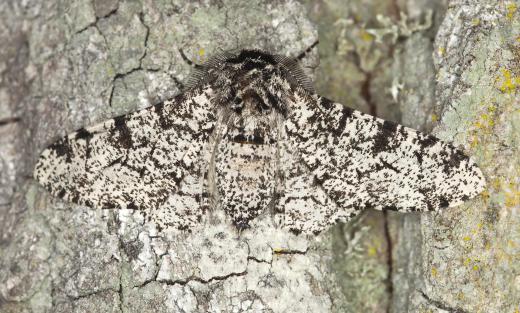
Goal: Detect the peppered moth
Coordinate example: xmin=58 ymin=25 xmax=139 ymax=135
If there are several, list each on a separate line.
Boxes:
xmin=34 ymin=43 xmax=486 ymax=234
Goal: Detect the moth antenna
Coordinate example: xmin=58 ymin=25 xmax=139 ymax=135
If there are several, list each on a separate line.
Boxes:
xmin=296 ymin=39 xmax=319 ymax=61
xmin=178 ymin=48 xmax=204 ymax=69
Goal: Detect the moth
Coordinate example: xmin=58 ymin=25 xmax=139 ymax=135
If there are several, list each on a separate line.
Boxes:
xmin=34 ymin=42 xmax=486 ymax=235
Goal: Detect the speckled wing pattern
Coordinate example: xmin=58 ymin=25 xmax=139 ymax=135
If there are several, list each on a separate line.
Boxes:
xmin=34 ymin=48 xmax=486 ymax=235
xmin=280 ymin=90 xmax=485 ymax=234
xmin=34 ymin=86 xmax=216 ymax=231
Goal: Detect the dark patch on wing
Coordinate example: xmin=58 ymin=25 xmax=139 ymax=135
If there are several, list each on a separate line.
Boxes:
xmin=417 ymin=134 xmax=438 ymax=148
xmin=233 ymin=218 xmax=252 ymax=231
xmin=154 ymin=100 xmax=177 ymax=130
xmin=438 ymin=196 xmax=450 ymax=208
xmin=414 ymin=151 xmax=424 ymax=165
xmin=447 ymin=149 xmax=468 ymax=169
xmin=380 ymin=159 xmax=399 ymax=173
xmin=75 ymin=128 xmax=93 ymax=140
xmin=102 ymin=202 xmax=117 ymax=209
xmin=76 ymin=128 xmax=94 ymax=158
xmin=334 ymin=106 xmax=354 ymax=137
xmin=372 ymin=120 xmax=399 ymax=154
xmin=48 ymin=138 xmax=73 ymax=162
xmin=382 ymin=120 xmax=398 ymax=134
xmin=382 ymin=205 xmax=398 ymax=211
xmin=127 ymin=201 xmax=138 ymax=210
xmin=113 ymin=115 xmax=133 ymax=149
xmin=289 ymin=228 xmax=302 ymax=235
xmin=320 ymin=97 xmax=334 ymax=110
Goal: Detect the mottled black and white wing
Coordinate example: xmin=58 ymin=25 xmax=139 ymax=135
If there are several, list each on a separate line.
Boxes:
xmin=280 ymin=90 xmax=486 ymax=234
xmin=34 ymin=86 xmax=216 ymax=231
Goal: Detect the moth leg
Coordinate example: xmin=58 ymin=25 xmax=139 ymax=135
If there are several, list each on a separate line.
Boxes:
xmin=296 ymin=39 xmax=319 ymax=60
xmin=178 ymin=48 xmax=203 ymax=69
xmin=271 ymin=128 xmax=287 ymax=228
xmin=271 ymin=181 xmax=285 ymax=228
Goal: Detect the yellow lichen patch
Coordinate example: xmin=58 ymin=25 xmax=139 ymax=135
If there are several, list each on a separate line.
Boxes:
xmin=359 ymin=30 xmax=374 ymax=42
xmin=496 ymin=68 xmax=520 ymax=93
xmin=471 ymin=223 xmax=483 ymax=235
xmin=431 ymin=267 xmax=438 ymax=278
xmin=503 ymin=180 xmax=520 ymax=208
xmin=507 ymin=3 xmax=517 ymax=20
xmin=437 ymin=46 xmax=445 ymax=57
xmin=471 ymin=18 xmax=481 ymax=26
xmin=462 ymin=257 xmax=482 ymax=270
xmin=469 ymin=135 xmax=480 ymax=149
xmin=431 ymin=114 xmax=438 ymax=122
xmin=492 ymin=177 xmax=503 ymax=190
xmin=198 ymin=48 xmax=206 ymax=62
xmin=505 ymin=190 xmax=520 ymax=207
xmin=463 ymin=236 xmax=472 ymax=242
xmin=474 ymin=112 xmax=494 ymax=129
xmin=106 ymin=66 xmax=115 ymax=77
xmin=272 ymin=248 xmax=284 ymax=254
xmin=480 ymin=190 xmax=490 ymax=202
xmin=367 ymin=246 xmax=378 ymax=257
xmin=472 ymin=104 xmax=497 ymax=134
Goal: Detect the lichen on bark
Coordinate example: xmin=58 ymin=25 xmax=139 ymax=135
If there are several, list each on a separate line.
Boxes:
xmin=1 ymin=0 xmax=519 ymax=312
xmin=0 ymin=1 xmax=345 ymax=312
xmin=303 ymin=0 xmax=519 ymax=312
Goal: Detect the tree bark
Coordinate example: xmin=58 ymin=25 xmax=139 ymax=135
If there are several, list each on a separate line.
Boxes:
xmin=304 ymin=0 xmax=519 ymax=312
xmin=1 ymin=0 xmax=519 ymax=313
xmin=0 ymin=1 xmax=340 ymax=312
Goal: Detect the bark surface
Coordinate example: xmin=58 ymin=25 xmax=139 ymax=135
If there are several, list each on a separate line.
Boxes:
xmin=1 ymin=0 xmax=519 ymax=312
xmin=303 ymin=0 xmax=519 ymax=312
xmin=0 ymin=1 xmax=336 ymax=312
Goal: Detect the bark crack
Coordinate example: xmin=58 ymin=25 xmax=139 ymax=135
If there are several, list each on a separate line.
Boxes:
xmin=118 ymin=279 xmax=124 ymax=313
xmin=107 ymin=10 xmax=152 ymax=107
xmin=383 ymin=210 xmax=394 ymax=313
xmin=361 ymin=71 xmax=377 ymax=116
xmin=74 ymin=5 xmax=119 ymax=36
xmin=420 ymin=290 xmax=470 ymax=313
xmin=0 ymin=117 xmax=21 ymax=126
xmin=271 ymin=248 xmax=308 ymax=255
xmin=161 ymin=271 xmax=248 ymax=286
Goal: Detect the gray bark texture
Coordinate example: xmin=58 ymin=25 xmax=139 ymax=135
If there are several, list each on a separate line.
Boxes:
xmin=0 ymin=0 xmax=519 ymax=312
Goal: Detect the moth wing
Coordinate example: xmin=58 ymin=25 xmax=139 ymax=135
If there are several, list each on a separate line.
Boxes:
xmin=278 ymin=140 xmax=357 ymax=235
xmin=34 ymin=87 xmax=216 ymax=230
xmin=281 ymin=91 xmax=485 ymax=234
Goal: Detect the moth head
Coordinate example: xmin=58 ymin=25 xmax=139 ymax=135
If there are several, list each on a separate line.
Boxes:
xmin=184 ymin=48 xmax=315 ymax=115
